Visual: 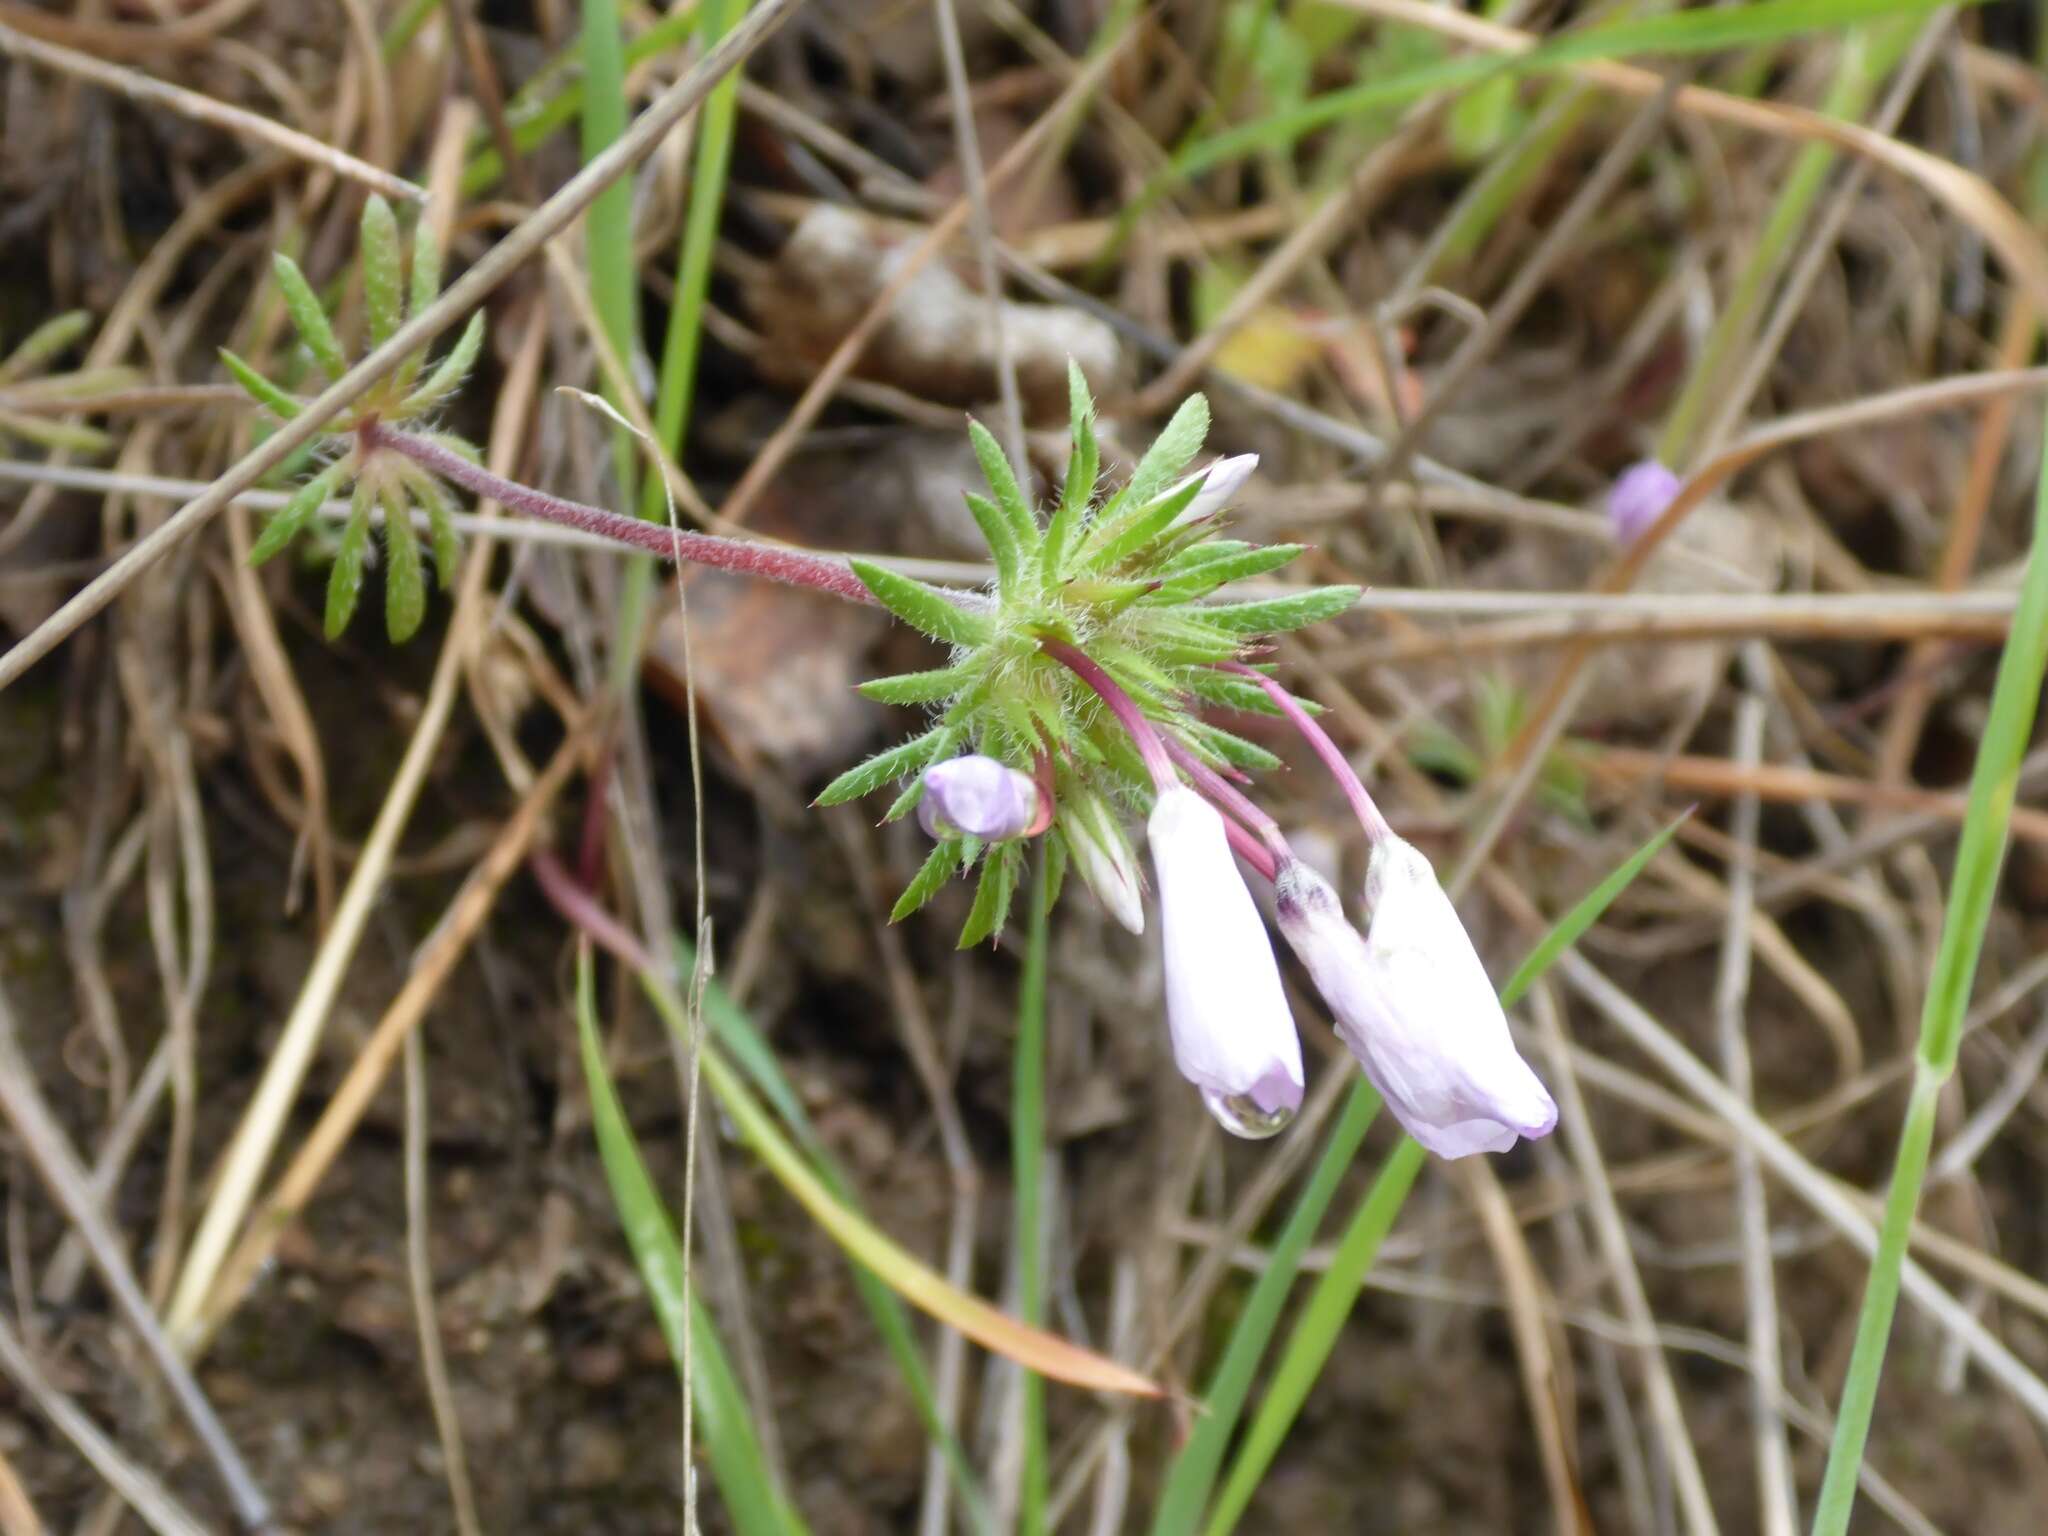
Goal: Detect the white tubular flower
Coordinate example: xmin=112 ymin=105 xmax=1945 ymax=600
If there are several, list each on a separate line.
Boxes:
xmin=1148 ymin=785 xmax=1304 ymax=1137
xmin=1273 ymin=848 xmax=1556 ymax=1159
xmin=918 ymin=756 xmax=1041 ymax=841
xmin=1063 ymin=789 xmax=1146 ymax=935
xmin=1167 ymin=453 xmax=1258 ymax=529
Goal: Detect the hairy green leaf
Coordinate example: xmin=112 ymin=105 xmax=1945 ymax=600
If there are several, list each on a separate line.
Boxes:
xmin=273 ymin=254 xmax=347 ymax=380
xmin=1115 ymin=392 xmax=1209 ymax=514
xmin=858 ymin=664 xmax=976 ymax=706
xmin=1044 ymin=364 xmax=1100 ymax=582
xmin=963 ymin=492 xmax=1022 ymax=595
xmin=400 ymin=465 xmax=463 ymax=588
xmin=814 ymin=725 xmax=954 ymax=807
xmin=400 ymin=311 xmax=486 ymax=414
xmin=957 ymin=841 xmax=1023 ymax=947
xmin=1201 ymin=585 xmax=1359 ymax=635
xmin=892 ymin=838 xmax=965 ymax=922
xmin=409 ymin=215 xmax=442 ymax=315
xmin=1080 ymin=478 xmax=1204 ymax=574
xmin=383 ymin=489 xmax=426 ymax=642
xmin=219 ymin=349 xmax=301 ymax=421
xmin=360 ymin=195 xmax=404 ymax=349
xmin=968 ymin=419 xmax=1039 ymax=554
xmin=851 ymin=560 xmax=993 ymax=648
xmin=249 ymin=460 xmax=348 ymax=565
xmin=1146 ymin=543 xmax=1305 ymax=604
xmin=325 ymin=480 xmax=375 ymax=638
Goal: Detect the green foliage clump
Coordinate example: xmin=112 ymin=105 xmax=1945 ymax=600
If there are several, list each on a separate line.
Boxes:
xmin=821 ymin=365 xmax=1358 ymax=944
xmin=222 ymin=195 xmax=486 ymax=642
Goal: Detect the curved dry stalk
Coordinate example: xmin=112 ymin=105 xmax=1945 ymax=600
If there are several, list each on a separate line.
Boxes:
xmin=402 ymin=1029 xmax=485 ymax=1536
xmin=0 ymin=21 xmax=422 ymax=201
xmin=191 ymin=718 xmax=593 ymax=1349
xmin=1550 ymin=946 xmax=2048 ymax=1429
xmin=0 ymin=983 xmax=271 ymax=1531
xmin=1714 ymin=695 xmax=1799 ymax=1536
xmin=0 ymin=0 xmax=806 ymax=693
xmin=0 ymin=1311 xmax=209 ymax=1536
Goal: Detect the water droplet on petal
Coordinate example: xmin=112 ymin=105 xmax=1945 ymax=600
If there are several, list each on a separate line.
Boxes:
xmin=1202 ymin=1088 xmax=1295 ymax=1139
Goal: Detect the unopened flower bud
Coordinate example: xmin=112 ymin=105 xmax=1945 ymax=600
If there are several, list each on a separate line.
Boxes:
xmin=918 ymin=756 xmax=1040 ymax=841
xmin=1274 ymin=846 xmax=1556 ymax=1159
xmin=1607 ymin=460 xmax=1682 ymax=546
xmin=1061 ymin=789 xmax=1146 ymax=934
xmin=1168 ymin=453 xmax=1259 ymax=529
xmin=1149 ymin=785 xmax=1304 ymax=1138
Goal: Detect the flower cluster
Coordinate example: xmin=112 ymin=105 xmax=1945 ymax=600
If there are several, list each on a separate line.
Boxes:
xmin=868 ymin=382 xmax=1557 ymax=1156
xmin=818 ymin=366 xmax=1357 ymax=947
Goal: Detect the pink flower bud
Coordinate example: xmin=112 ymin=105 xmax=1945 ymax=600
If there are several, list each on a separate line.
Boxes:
xmin=1148 ymin=785 xmax=1304 ymax=1138
xmin=1062 ymin=789 xmax=1146 ymax=934
xmin=1274 ymin=846 xmax=1556 ymax=1159
xmin=1168 ymin=453 xmax=1259 ymax=529
xmin=918 ymin=756 xmax=1041 ymax=841
xmin=1607 ymin=460 xmax=1682 ymax=546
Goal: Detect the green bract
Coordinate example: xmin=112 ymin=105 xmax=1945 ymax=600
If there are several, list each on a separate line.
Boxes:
xmin=822 ymin=364 xmax=1358 ymax=945
xmin=223 ymin=196 xmax=486 ymax=642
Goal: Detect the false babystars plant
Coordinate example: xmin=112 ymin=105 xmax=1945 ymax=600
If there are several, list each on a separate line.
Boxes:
xmin=815 ymin=364 xmax=1359 ymax=954
xmin=221 ymin=194 xmax=486 ymax=642
xmin=221 ymin=192 xmax=1553 ymax=1152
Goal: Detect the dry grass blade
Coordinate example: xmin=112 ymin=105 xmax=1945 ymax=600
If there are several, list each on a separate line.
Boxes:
xmin=192 ymin=717 xmax=593 ymax=1348
xmin=167 ymin=309 xmax=549 ymax=1340
xmin=1331 ymin=0 xmax=2048 ymax=314
xmin=0 ymin=1312 xmax=207 ymax=1536
xmin=0 ymin=983 xmax=270 ymax=1530
xmin=0 ymin=21 xmax=423 ymax=201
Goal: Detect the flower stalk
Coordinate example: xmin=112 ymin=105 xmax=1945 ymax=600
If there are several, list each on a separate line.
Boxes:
xmin=361 ymin=420 xmax=877 ymax=605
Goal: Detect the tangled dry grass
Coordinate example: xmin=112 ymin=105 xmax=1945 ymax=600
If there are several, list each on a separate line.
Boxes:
xmin=2 ymin=1 xmax=2048 ymax=1533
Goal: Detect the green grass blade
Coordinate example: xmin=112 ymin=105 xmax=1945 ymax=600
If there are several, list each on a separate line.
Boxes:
xmin=460 ymin=7 xmax=703 ymax=199
xmin=1013 ymin=854 xmax=1052 ymax=1535
xmin=1810 ymin=400 xmax=2048 ymax=1536
xmin=574 ymin=953 xmax=809 ymax=1536
xmin=1147 ymin=1080 xmax=1382 ymax=1536
xmin=1499 ymin=808 xmax=1691 ymax=1006
xmin=1169 ymin=0 xmax=1973 ymax=187
xmin=1202 ymin=1133 xmax=1424 ymax=1536
xmin=580 ymin=0 xmax=640 ymax=510
xmin=641 ymin=0 xmax=746 ymax=524
xmin=653 ymin=942 xmax=993 ymax=1536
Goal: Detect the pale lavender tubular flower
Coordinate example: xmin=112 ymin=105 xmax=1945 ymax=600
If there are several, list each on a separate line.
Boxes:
xmin=1148 ymin=784 xmax=1304 ymax=1138
xmin=1167 ymin=453 xmax=1259 ymax=529
xmin=918 ymin=756 xmax=1041 ymax=841
xmin=1607 ymin=460 xmax=1682 ymax=546
xmin=1273 ymin=847 xmax=1556 ymax=1159
xmin=1063 ymin=789 xmax=1146 ymax=934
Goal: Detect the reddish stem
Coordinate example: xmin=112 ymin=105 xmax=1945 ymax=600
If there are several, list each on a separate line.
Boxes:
xmin=1040 ymin=638 xmax=1177 ymax=791
xmin=1163 ymin=736 xmax=1290 ymax=870
xmin=1222 ymin=661 xmax=1392 ymax=844
xmin=531 ymin=849 xmax=656 ymax=972
xmin=364 ymin=421 xmax=877 ymax=606
xmin=1217 ymin=808 xmax=1278 ymax=883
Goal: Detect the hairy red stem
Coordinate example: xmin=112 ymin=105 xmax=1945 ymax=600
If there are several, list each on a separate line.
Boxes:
xmin=1163 ymin=736 xmax=1289 ymax=873
xmin=1040 ymin=638 xmax=1177 ymax=790
xmin=364 ymin=421 xmax=877 ymax=605
xmin=1221 ymin=662 xmax=1392 ymax=844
